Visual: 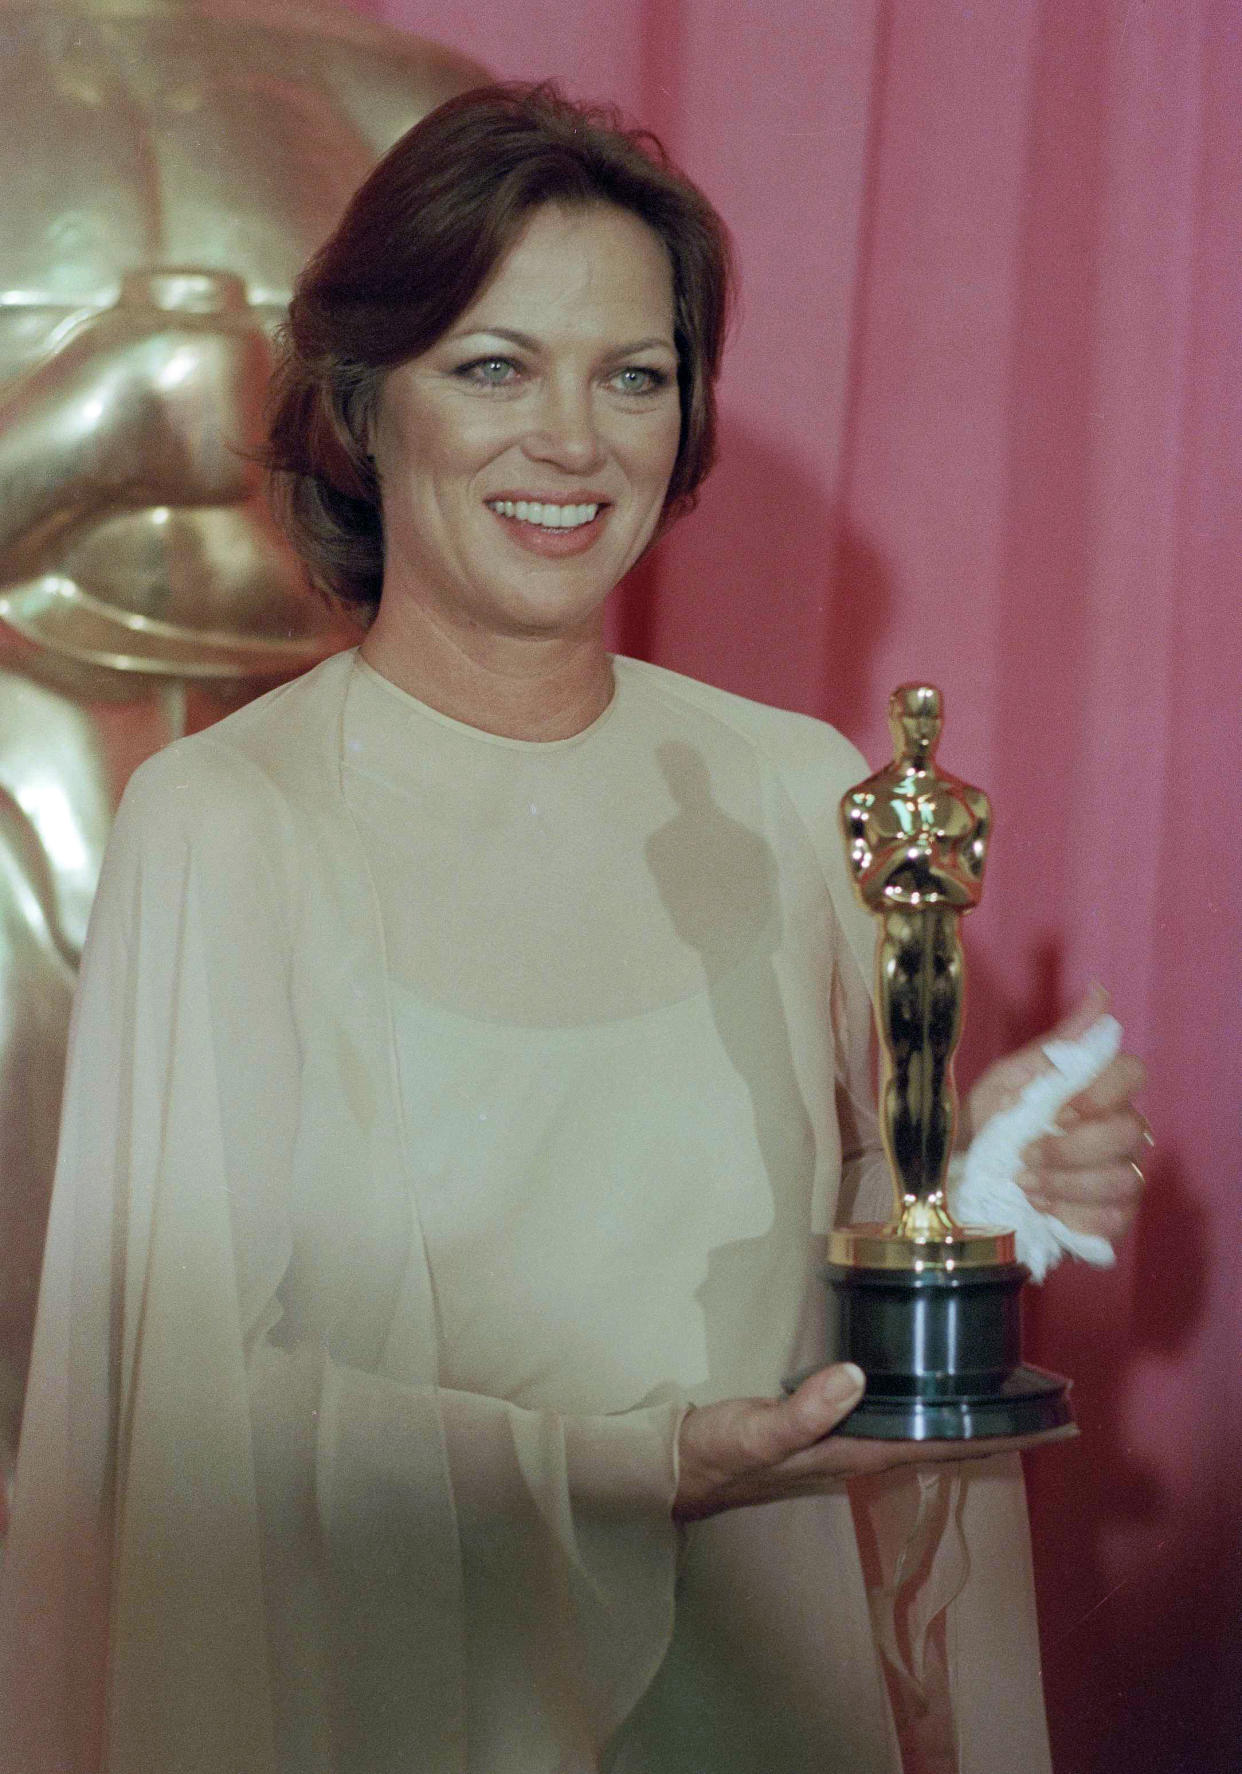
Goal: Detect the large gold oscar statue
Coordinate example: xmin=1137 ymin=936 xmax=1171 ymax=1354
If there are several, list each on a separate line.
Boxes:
xmin=0 ymin=0 xmax=485 ymax=1475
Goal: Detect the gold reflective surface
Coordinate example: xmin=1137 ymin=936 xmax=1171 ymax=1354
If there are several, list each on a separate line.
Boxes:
xmin=0 ymin=0 xmax=486 ymax=1468
xmin=829 ymin=685 xmax=1011 ymax=1271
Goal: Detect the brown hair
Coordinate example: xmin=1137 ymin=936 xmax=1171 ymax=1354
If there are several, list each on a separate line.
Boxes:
xmin=264 ymin=82 xmax=734 ymax=616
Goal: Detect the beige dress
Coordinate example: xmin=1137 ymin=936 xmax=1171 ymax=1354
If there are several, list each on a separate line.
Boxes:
xmin=0 ymin=648 xmax=1050 ymax=1774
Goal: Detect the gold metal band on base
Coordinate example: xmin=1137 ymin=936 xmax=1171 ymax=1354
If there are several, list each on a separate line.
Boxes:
xmin=827 ymin=1222 xmax=1016 ymax=1270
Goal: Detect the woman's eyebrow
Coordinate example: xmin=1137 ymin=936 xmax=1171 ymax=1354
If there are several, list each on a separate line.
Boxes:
xmin=449 ymin=325 xmax=676 ymax=355
xmin=608 ymin=335 xmax=678 ymax=356
xmin=449 ymin=326 xmax=541 ymax=350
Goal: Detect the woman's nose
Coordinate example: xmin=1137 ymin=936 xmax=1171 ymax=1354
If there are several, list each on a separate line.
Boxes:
xmin=521 ymin=379 xmax=604 ymax=473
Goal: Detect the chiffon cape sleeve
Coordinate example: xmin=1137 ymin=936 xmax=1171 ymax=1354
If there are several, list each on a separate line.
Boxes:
xmin=0 ymin=659 xmax=686 ymax=1774
xmin=0 ymin=742 xmax=300 ymax=1773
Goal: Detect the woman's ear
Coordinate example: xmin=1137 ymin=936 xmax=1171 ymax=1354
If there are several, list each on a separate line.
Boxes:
xmin=361 ymin=389 xmax=379 ymax=469
xmin=324 ymin=373 xmax=381 ymax=501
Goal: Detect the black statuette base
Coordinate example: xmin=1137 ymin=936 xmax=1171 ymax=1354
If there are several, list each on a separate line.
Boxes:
xmin=793 ymin=1259 xmax=1072 ymax=1441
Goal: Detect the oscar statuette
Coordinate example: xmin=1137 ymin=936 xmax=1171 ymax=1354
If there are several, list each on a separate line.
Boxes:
xmin=823 ymin=685 xmax=1072 ymax=1438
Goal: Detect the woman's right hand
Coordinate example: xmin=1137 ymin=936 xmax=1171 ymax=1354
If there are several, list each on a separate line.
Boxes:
xmin=673 ymin=1365 xmax=1074 ymax=1521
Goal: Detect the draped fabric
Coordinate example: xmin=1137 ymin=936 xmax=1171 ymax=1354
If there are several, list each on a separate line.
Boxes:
xmin=354 ymin=3 xmax=1240 ymax=1766
xmin=0 ymin=649 xmax=1052 ymax=1771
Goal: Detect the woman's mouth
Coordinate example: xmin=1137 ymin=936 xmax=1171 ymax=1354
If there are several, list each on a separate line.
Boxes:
xmin=485 ymin=497 xmax=608 ymax=556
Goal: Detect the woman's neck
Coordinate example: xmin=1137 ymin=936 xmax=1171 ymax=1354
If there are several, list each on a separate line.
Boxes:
xmin=358 ymin=597 xmax=615 ymax=742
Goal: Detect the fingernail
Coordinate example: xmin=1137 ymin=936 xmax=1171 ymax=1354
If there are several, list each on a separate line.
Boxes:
xmin=1141 ymin=1125 xmax=1156 ymax=1149
xmin=823 ymin=1364 xmax=865 ymax=1404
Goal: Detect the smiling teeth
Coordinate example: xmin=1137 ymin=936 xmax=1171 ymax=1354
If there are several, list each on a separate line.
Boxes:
xmin=489 ymin=500 xmax=600 ymax=529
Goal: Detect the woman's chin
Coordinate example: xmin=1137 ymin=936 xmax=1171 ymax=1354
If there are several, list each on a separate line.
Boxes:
xmin=489 ymin=593 xmax=612 ymax=642
xmin=471 ymin=563 xmax=623 ymax=641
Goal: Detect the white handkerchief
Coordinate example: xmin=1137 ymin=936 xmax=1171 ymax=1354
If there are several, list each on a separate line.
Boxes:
xmin=948 ymin=1015 xmax=1122 ymax=1282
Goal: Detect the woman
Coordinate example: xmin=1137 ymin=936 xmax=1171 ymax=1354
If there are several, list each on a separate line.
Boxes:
xmin=0 ymin=86 xmax=1145 ymax=1774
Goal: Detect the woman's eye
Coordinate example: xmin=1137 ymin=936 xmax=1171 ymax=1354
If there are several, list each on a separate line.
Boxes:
xmin=608 ymin=366 xmax=669 ymax=395
xmin=458 ymin=357 xmax=520 ymax=386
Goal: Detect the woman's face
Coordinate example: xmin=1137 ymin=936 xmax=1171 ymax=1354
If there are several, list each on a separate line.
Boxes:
xmin=371 ymin=202 xmax=682 ymax=641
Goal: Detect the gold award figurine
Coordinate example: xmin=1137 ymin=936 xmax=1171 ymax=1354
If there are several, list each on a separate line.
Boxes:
xmin=823 ymin=685 xmax=1071 ymax=1439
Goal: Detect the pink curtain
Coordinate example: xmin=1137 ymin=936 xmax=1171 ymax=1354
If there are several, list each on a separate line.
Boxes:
xmin=360 ymin=2 xmax=1242 ymax=1766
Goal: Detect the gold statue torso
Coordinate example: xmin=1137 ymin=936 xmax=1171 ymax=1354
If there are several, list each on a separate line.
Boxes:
xmin=0 ymin=0 xmax=485 ymax=1467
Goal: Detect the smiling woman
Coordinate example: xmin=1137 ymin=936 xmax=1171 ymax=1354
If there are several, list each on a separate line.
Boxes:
xmin=364 ymin=205 xmax=682 ymax=712
xmin=265 ymin=86 xmax=729 ymax=610
xmin=0 ymin=82 xmax=1147 ymax=1774
xmin=262 ymin=86 xmax=729 ymax=742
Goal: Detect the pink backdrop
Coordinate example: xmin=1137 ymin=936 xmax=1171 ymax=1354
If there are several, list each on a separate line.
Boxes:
xmin=352 ymin=2 xmax=1242 ymax=1766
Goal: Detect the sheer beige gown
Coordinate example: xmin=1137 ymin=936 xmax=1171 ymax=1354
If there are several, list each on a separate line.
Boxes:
xmin=0 ymin=649 xmax=1050 ymax=1773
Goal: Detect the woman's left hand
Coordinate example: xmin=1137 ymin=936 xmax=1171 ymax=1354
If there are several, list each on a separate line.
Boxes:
xmin=963 ymin=985 xmax=1149 ymax=1243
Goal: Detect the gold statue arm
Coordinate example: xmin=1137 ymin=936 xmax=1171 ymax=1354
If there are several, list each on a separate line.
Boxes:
xmin=958 ymin=786 xmax=990 ymax=886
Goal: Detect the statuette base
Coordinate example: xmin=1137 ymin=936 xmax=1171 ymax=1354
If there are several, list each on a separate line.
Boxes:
xmin=792 ymin=1259 xmax=1073 ymax=1440
xmin=829 ymin=1362 xmax=1072 ymax=1440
